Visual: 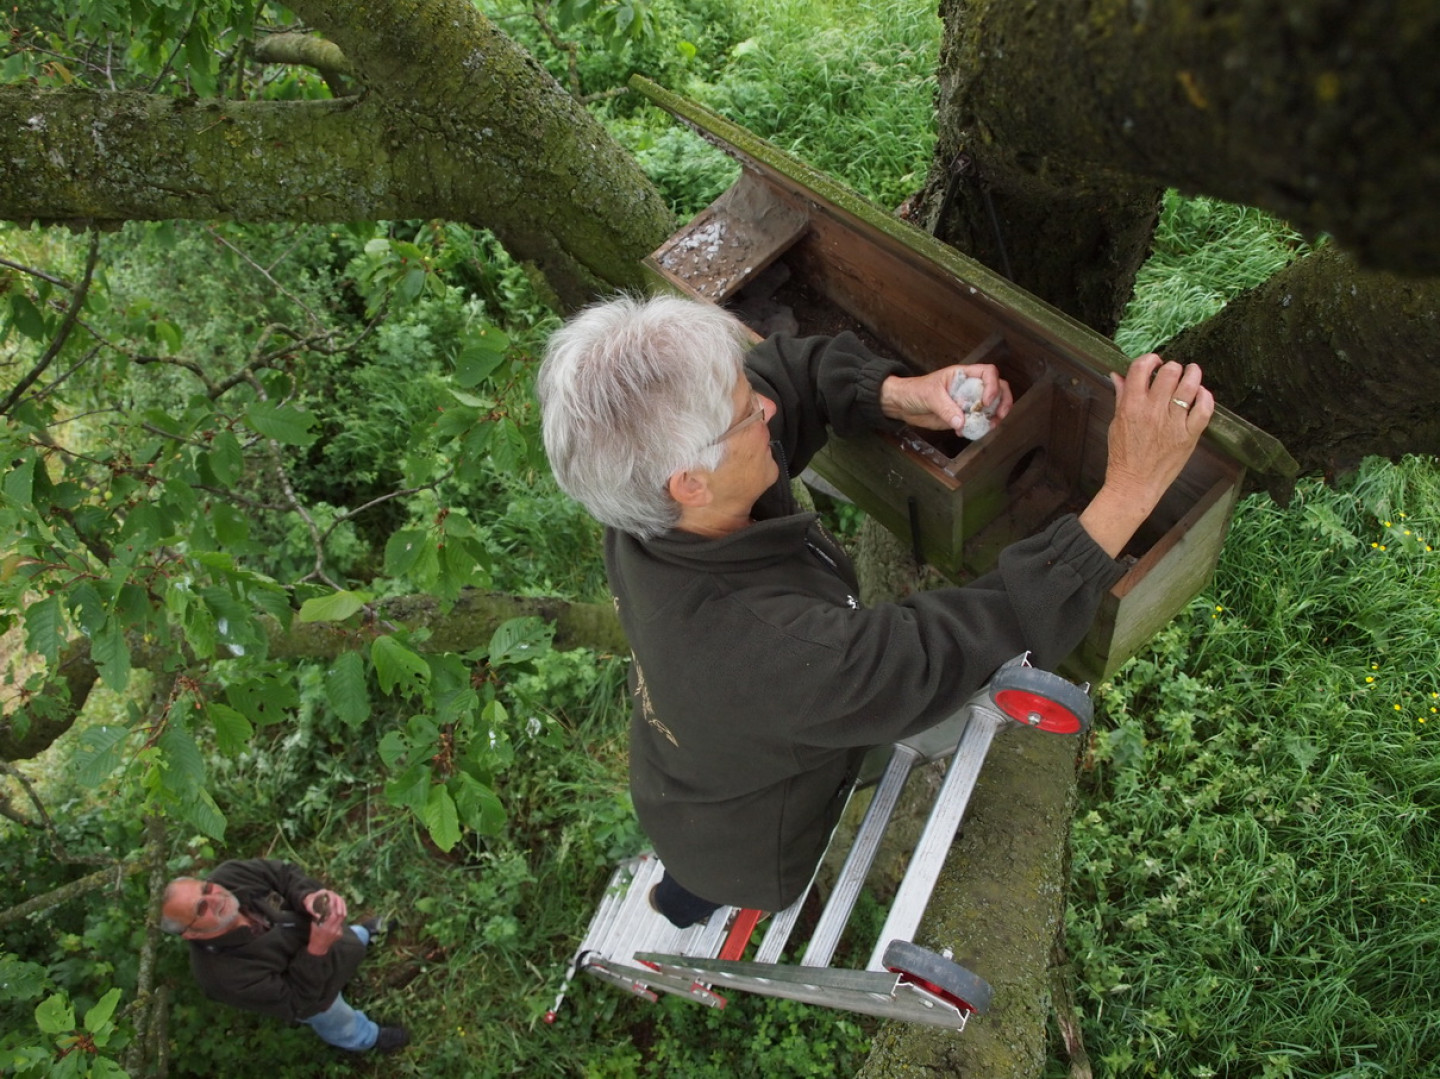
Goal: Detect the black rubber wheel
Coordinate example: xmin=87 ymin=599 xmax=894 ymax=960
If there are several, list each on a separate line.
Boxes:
xmin=882 ymin=940 xmax=993 ymax=1015
xmin=990 ymin=664 xmax=1092 ymax=734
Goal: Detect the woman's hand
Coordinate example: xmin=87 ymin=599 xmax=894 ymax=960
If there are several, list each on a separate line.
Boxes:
xmin=880 ymin=363 xmax=1014 ymax=435
xmin=1080 ymin=354 xmax=1215 ymax=557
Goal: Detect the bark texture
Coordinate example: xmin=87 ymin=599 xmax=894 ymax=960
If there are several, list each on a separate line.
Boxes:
xmin=929 ymin=0 xmax=1440 ymax=279
xmin=0 ymin=0 xmax=673 ymax=308
xmin=923 ymin=0 xmax=1440 ymax=487
xmin=1164 ymin=244 xmax=1440 ymax=476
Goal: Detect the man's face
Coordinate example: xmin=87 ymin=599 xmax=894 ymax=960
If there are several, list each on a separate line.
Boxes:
xmin=706 ymin=374 xmax=779 ymax=512
xmin=164 ymin=879 xmax=243 ymax=939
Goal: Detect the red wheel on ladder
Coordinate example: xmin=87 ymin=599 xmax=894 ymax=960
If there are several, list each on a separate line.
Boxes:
xmin=882 ymin=940 xmax=993 ymax=1016
xmin=989 ymin=660 xmax=1092 ymax=734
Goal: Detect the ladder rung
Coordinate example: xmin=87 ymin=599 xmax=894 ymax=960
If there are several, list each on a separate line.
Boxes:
xmin=719 ymin=908 xmax=764 ymax=961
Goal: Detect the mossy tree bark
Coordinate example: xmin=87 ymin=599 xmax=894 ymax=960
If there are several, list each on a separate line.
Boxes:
xmin=921 ymin=0 xmax=1440 ymax=474
xmin=852 ymin=517 xmax=1081 ymax=1079
xmin=1163 ymin=245 xmax=1440 ymax=476
xmin=0 ymin=0 xmax=673 ymax=309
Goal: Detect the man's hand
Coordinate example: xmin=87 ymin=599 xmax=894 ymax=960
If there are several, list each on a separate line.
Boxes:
xmin=880 ymin=364 xmax=1013 ymax=435
xmin=304 ymin=889 xmax=348 ymax=957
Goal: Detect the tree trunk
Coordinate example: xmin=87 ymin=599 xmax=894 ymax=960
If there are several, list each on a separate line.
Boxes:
xmin=0 ymin=0 xmax=673 ymax=309
xmin=923 ymin=0 xmax=1440 ymax=481
xmin=1164 ymin=244 xmax=1440 ymax=476
xmin=928 ymin=0 xmax=1440 ymax=280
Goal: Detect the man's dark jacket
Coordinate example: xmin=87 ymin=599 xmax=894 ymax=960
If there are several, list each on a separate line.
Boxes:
xmin=605 ymin=333 xmax=1128 ymax=911
xmin=186 ymin=859 xmax=367 ymax=1022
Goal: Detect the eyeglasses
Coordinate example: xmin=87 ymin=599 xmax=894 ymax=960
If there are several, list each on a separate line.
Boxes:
xmin=708 ymin=398 xmax=767 ymax=447
xmin=186 ymin=882 xmax=221 ymax=928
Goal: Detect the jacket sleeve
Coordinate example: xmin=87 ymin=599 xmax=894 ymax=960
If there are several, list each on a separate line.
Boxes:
xmin=744 ymin=332 xmax=908 ymax=476
xmin=767 ymin=514 xmax=1127 ymax=749
xmin=220 ymin=858 xmax=324 ymax=912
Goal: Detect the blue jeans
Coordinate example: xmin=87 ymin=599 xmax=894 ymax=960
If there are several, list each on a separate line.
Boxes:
xmin=298 ymin=925 xmax=376 ymax=1051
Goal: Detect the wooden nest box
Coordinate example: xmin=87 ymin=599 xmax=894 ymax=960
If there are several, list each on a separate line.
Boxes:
xmin=631 ymin=76 xmax=1298 ymax=682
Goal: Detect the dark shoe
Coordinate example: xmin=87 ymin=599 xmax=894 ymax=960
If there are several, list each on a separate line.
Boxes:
xmin=373 ymin=1026 xmax=409 ymax=1053
xmin=360 ymin=915 xmax=392 ymax=938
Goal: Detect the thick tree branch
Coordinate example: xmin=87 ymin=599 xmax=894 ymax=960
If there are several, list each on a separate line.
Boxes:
xmin=0 ymin=860 xmax=143 ymax=928
xmin=1165 ymin=245 xmax=1440 ymax=477
xmin=0 ymin=0 xmax=674 ymax=308
xmin=930 ymin=0 xmax=1440 ymax=277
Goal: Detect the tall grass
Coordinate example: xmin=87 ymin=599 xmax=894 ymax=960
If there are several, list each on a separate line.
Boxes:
xmin=1115 ymin=190 xmax=1311 ymax=356
xmin=614 ymin=0 xmax=941 ymax=216
xmin=1058 ymin=458 xmax=1440 ymax=1078
xmin=1059 ymin=194 xmax=1440 ymax=1077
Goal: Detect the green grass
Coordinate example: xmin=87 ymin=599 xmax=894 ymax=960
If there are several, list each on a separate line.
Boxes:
xmin=1115 ymin=190 xmax=1311 ymax=356
xmin=1056 ymin=459 xmax=1440 ymax=1078
xmin=614 ymin=0 xmax=941 ymax=216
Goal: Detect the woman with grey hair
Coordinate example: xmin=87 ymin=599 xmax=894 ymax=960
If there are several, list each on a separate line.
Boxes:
xmin=537 ymin=292 xmax=1211 ymax=926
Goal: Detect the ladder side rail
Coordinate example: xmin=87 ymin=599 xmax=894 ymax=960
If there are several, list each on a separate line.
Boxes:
xmin=637 ymin=955 xmax=971 ymax=1029
xmin=800 ymin=743 xmax=923 ymax=968
xmin=753 ymin=891 xmax=806 ymax=964
xmin=866 ymin=708 xmax=1004 ymax=970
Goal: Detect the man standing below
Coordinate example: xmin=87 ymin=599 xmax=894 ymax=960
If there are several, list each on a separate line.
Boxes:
xmin=160 ymin=858 xmax=407 ymax=1054
xmin=537 ymin=293 xmax=1213 ymax=928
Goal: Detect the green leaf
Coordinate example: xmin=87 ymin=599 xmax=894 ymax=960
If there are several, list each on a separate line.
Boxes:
xmin=158 ymin=724 xmax=207 ymax=794
xmin=173 ymin=786 xmax=228 ymax=841
xmin=22 ymin=593 xmax=62 ymax=666
xmin=92 ymin=621 xmax=131 ymax=692
xmin=487 ymin=616 xmax=552 ymax=667
xmin=0 ymin=955 xmax=48 ymax=1003
xmin=453 ymin=339 xmax=507 ymax=388
xmin=487 ymin=417 xmax=527 ymax=476
xmin=452 ymin=772 xmax=506 ymax=836
xmin=384 ymin=762 xmax=431 ymax=813
xmin=184 ymin=600 xmax=217 ymax=660
xmin=84 ymin=987 xmax=123 ymax=1033
xmin=384 ymin=529 xmax=428 ymax=577
xmin=225 ymin=677 xmax=298 ymax=727
xmin=372 ymin=635 xmax=430 ymax=697
xmin=397 ymin=265 xmax=428 ymax=304
xmin=210 ymin=501 xmax=252 ymax=548
xmin=91 ymin=1057 xmax=130 ymax=1078
xmin=207 ymin=703 xmax=254 ymax=756
xmin=298 ymin=590 xmax=369 ymax=624
xmin=245 ymin=401 xmax=317 ymax=446
xmin=424 ymin=783 xmax=462 ymax=852
xmin=35 ymin=993 xmax=74 ymax=1035
xmin=205 ymin=431 xmax=244 ymax=486
xmin=9 ymin=294 xmax=47 ymax=340
xmin=3 ymin=454 xmax=35 ymax=505
xmin=73 ymin=724 xmax=130 ymax=788
xmin=378 ymin=730 xmax=410 ymax=769
xmin=325 ymin=651 xmax=370 ymax=728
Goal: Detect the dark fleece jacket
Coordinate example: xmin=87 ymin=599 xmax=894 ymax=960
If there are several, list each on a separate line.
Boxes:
xmin=606 ymin=332 xmax=1127 ymax=910
xmin=186 ymin=859 xmax=367 ymax=1022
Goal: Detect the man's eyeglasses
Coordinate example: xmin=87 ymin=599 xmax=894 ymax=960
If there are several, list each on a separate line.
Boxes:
xmin=708 ymin=399 xmax=766 ymax=447
xmin=187 ymin=881 xmax=220 ymax=927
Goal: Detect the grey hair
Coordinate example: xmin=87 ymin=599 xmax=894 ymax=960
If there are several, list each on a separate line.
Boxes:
xmin=159 ymin=877 xmax=199 ymax=935
xmin=537 ymin=294 xmax=752 ymax=537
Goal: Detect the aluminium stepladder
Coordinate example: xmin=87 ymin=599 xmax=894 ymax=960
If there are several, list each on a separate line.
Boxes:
xmin=546 ymin=652 xmax=1092 ymax=1030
